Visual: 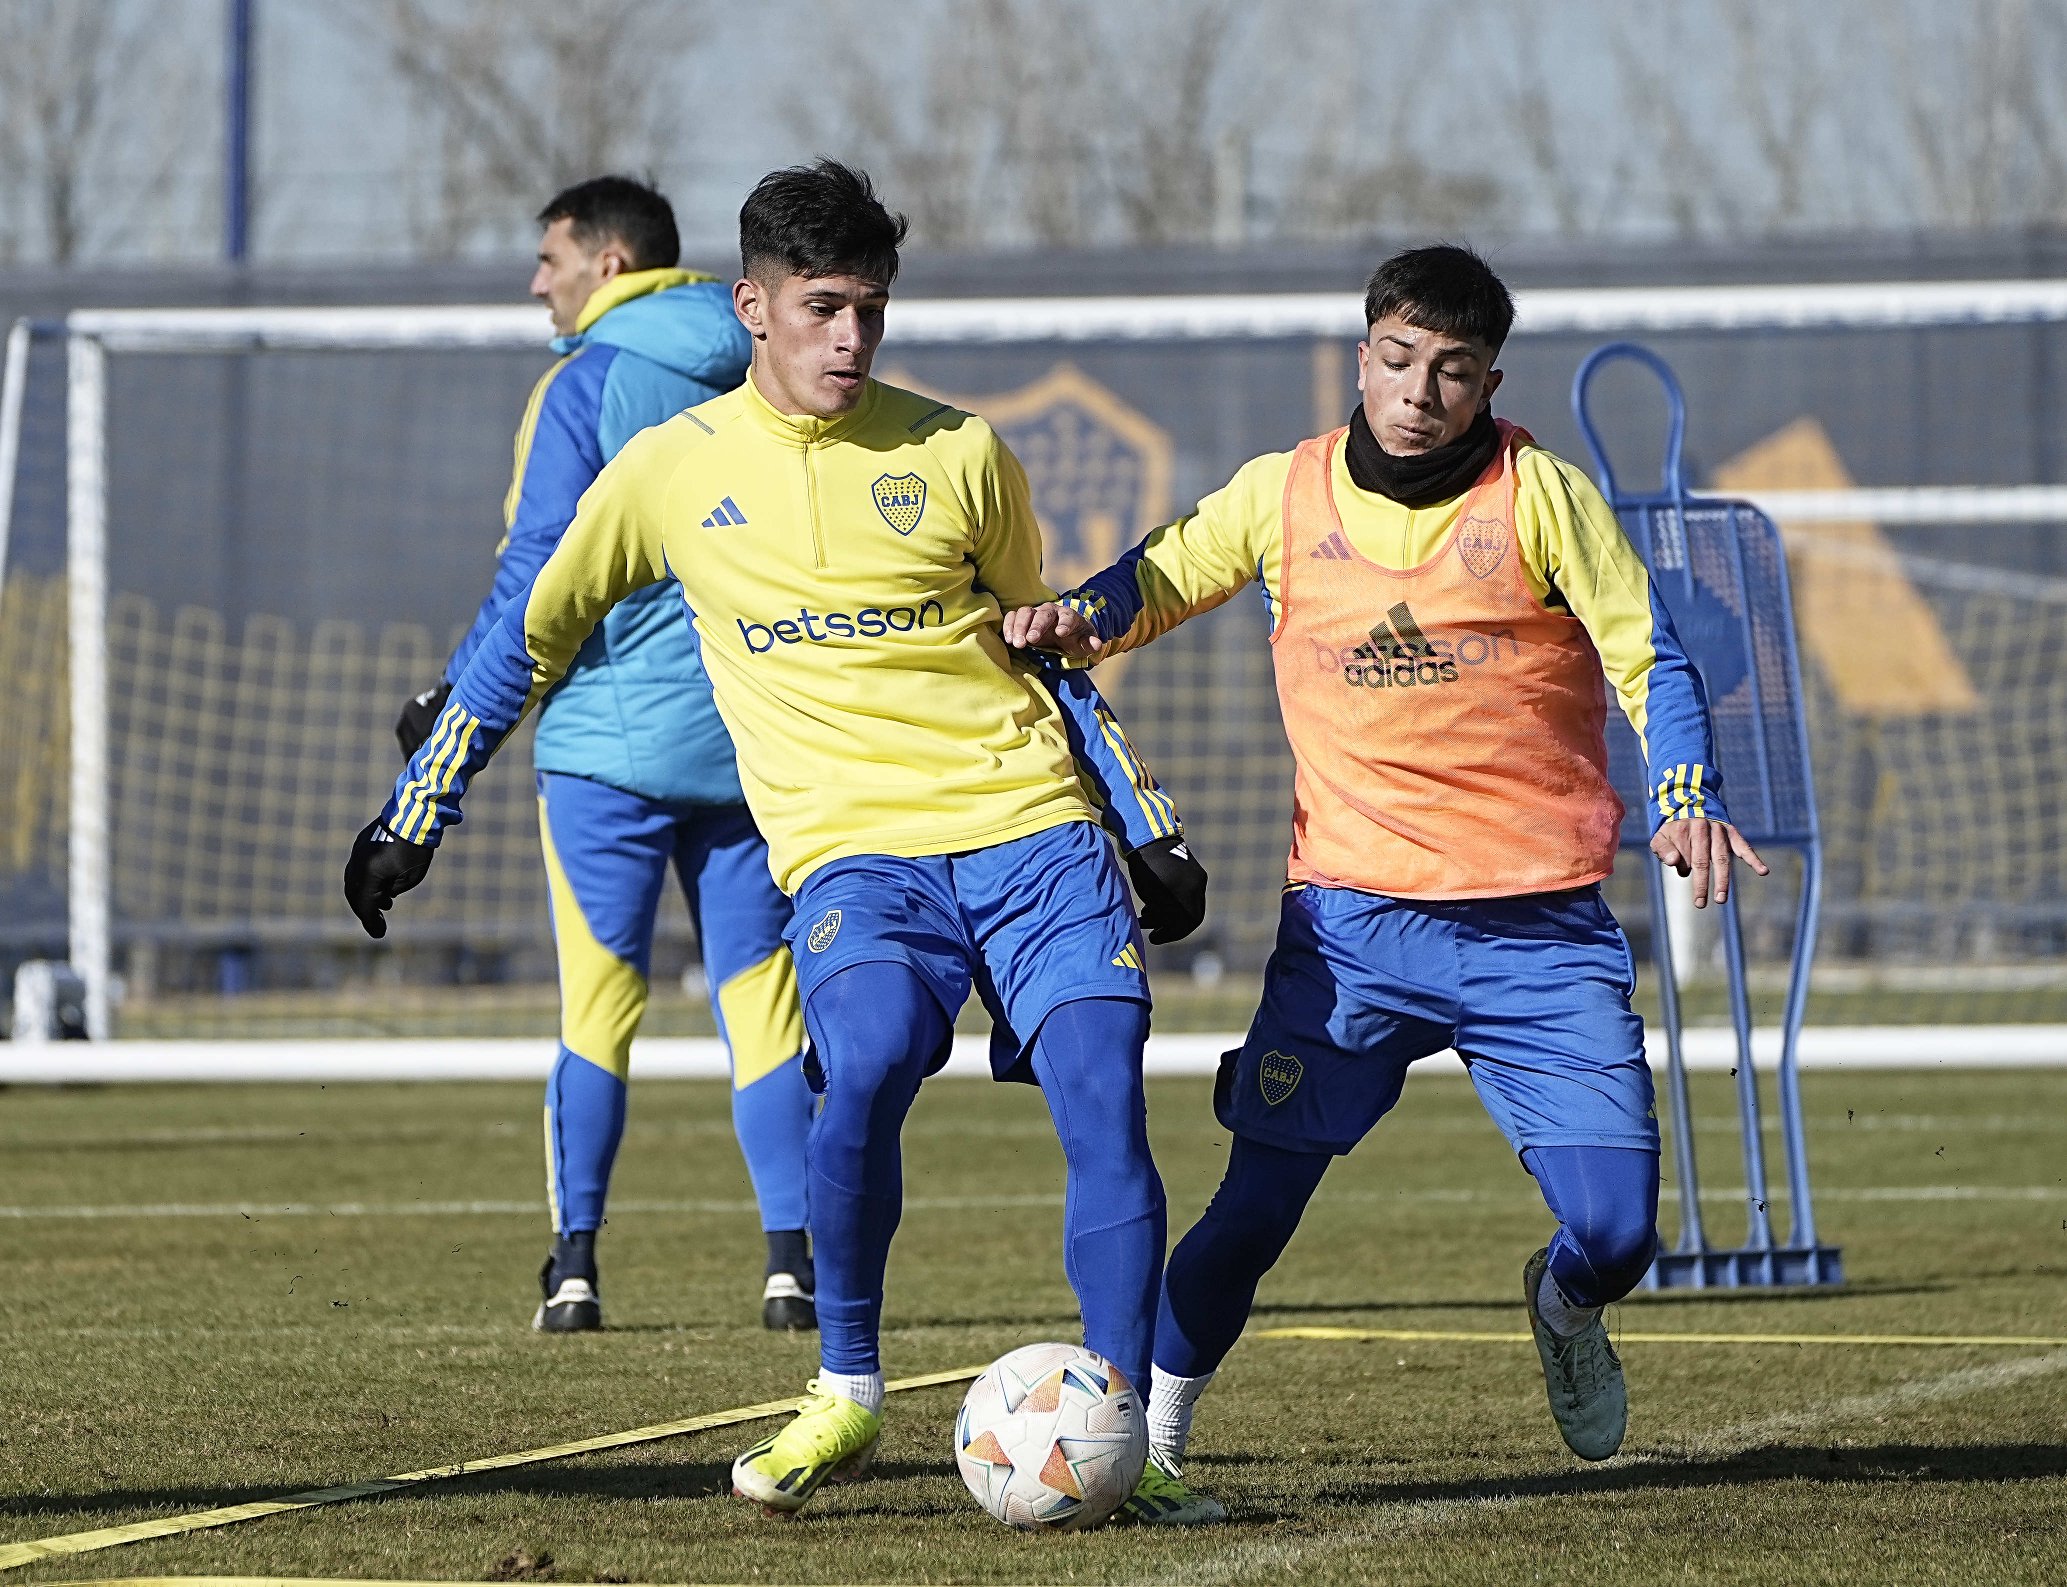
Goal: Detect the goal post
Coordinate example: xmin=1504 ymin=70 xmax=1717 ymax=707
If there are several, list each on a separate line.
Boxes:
xmin=7 ymin=278 xmax=2067 ymax=1043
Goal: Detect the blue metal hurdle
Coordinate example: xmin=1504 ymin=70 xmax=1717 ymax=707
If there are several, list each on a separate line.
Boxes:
xmin=1572 ymin=342 xmax=1843 ymax=1288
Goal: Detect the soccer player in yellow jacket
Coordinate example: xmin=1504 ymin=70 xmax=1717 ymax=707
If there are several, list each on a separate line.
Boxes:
xmin=344 ymin=161 xmax=1219 ymax=1524
xmin=1008 ymin=245 xmax=1766 ymax=1477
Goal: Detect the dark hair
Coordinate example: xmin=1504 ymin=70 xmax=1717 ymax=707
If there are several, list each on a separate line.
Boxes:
xmin=537 ymin=175 xmax=679 ymax=271
xmin=1363 ymin=244 xmax=1514 ymax=352
xmin=739 ymin=158 xmax=908 ymax=287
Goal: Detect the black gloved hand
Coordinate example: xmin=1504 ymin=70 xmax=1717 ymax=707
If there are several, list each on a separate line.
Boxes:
xmin=1125 ymin=834 xmax=1208 ymax=945
xmin=343 ymin=819 xmax=435 ymax=939
xmin=394 ymin=680 xmax=452 ymax=760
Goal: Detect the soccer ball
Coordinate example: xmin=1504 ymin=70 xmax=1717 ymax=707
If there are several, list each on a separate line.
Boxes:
xmin=954 ymin=1342 xmax=1147 ymax=1530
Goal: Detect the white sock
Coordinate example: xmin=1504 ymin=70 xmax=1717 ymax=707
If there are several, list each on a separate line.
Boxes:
xmin=1536 ymin=1267 xmax=1602 ymax=1337
xmin=817 ymin=1369 xmax=884 ymax=1414
xmin=1147 ymin=1366 xmax=1216 ymax=1461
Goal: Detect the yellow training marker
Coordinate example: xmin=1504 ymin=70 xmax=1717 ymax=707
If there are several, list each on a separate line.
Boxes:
xmin=1255 ymin=1326 xmax=2067 ymax=1348
xmin=0 ymin=1369 xmax=983 ymax=1574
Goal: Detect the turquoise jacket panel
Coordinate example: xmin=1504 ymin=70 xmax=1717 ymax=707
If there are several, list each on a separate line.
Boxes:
xmin=445 ymin=277 xmax=752 ymax=805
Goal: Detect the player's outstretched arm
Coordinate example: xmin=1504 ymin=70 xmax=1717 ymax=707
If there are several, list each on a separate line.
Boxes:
xmin=1005 ymin=457 xmax=1282 ymax=663
xmin=1039 ymin=660 xmax=1208 ymax=942
xmin=344 ymin=434 xmax=675 ymax=938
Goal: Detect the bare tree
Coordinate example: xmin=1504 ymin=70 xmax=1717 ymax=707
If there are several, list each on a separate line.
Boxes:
xmin=1606 ymin=8 xmax=1751 ymax=240
xmin=803 ymin=0 xmax=1506 ymax=249
xmin=1870 ymin=0 xmax=2067 ymax=229
xmin=1717 ymin=0 xmax=1833 ymax=231
xmin=360 ymin=0 xmax=710 ymax=256
xmin=0 ymin=0 xmax=207 ymax=264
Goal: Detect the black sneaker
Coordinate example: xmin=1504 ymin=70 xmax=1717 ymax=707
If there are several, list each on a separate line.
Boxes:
xmin=761 ymin=1272 xmax=818 ymax=1332
xmin=533 ymin=1252 xmax=602 ymax=1333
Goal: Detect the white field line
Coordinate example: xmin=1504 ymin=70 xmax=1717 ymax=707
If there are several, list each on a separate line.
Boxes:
xmin=0 ymin=1193 xmax=1073 ymax=1220
xmin=1149 ymin=1349 xmax=2067 ymax=1585
xmin=4 ymin=1183 xmax=2056 ymax=1222
xmin=1669 ymin=1348 xmax=2067 ymax=1458
xmin=0 ymin=1115 xmax=1045 ymax=1151
xmin=7 ymin=1025 xmax=2067 ymax=1083
xmin=6 ymin=1111 xmax=2052 ymax=1159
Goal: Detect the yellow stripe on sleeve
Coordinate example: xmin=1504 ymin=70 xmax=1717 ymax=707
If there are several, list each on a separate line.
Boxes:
xmin=410 ymin=716 xmax=479 ymax=841
xmin=503 ymin=353 xmax=582 ymax=530
xmin=1104 ymin=700 xmax=1179 ymax=834
xmin=1095 ymin=708 xmax=1175 ymax=839
xmin=395 ymin=708 xmax=479 ymax=842
xmin=392 ymin=702 xmax=467 ymax=835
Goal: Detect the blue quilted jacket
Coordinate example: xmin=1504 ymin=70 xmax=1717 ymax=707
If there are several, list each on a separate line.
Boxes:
xmin=445 ymin=269 xmax=752 ymax=804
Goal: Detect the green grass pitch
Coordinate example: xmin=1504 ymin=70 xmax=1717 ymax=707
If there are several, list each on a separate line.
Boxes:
xmin=5 ymin=1067 xmax=2065 ymax=1585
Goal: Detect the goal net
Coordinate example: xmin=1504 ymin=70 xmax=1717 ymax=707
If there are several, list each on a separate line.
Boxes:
xmin=3 ymin=283 xmax=2065 ymax=1036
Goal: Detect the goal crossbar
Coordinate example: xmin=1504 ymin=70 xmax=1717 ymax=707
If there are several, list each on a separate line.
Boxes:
xmin=48 ymin=274 xmax=2067 ymax=353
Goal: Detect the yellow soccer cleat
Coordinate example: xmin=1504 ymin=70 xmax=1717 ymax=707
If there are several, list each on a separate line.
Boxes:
xmin=730 ymin=1379 xmax=882 ymax=1516
xmin=1113 ymin=1448 xmax=1227 ymax=1526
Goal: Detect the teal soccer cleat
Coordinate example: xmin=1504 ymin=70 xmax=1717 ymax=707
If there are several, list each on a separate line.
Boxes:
xmin=1524 ymin=1246 xmax=1627 ymax=1460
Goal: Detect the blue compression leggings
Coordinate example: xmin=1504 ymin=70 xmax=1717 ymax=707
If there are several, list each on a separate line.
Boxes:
xmin=805 ymin=962 xmax=1165 ymax=1391
xmin=1156 ymin=1136 xmax=1658 ymax=1377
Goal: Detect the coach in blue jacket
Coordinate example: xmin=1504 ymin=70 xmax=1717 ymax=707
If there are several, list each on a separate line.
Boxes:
xmin=396 ymin=176 xmax=817 ymax=1334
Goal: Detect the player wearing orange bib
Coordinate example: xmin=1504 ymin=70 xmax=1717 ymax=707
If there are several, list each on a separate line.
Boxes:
xmin=1008 ymin=246 xmax=1766 ymax=1478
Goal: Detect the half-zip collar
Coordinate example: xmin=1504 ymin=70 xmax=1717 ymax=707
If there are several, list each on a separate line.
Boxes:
xmin=741 ymin=369 xmax=881 ymax=449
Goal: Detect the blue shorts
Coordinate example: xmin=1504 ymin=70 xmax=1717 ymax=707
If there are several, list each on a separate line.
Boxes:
xmin=1221 ymin=883 xmax=1657 ymax=1157
xmin=785 ymin=818 xmax=1150 ymax=1082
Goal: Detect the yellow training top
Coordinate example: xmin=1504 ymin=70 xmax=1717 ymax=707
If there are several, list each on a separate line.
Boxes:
xmin=389 ymin=376 xmax=1110 ymax=891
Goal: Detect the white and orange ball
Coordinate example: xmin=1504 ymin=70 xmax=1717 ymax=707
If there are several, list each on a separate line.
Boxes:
xmin=953 ymin=1342 xmax=1148 ymax=1530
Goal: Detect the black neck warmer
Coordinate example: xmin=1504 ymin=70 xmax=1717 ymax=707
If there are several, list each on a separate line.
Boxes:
xmin=1344 ymin=405 xmax=1501 ymax=509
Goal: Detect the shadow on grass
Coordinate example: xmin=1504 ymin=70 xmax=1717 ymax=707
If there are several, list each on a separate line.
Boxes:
xmin=0 ymin=1456 xmax=966 ymax=1531
xmin=17 ymin=1445 xmax=2058 ymax=1543
xmin=882 ymin=1309 xmax=1086 ymax=1333
xmin=443 ymin=1457 xmax=969 ymax=1517
xmin=1315 ymin=1441 xmax=2067 ymax=1507
xmin=1250 ymin=1278 xmax=1947 ymax=1321
xmin=0 ymin=1483 xmax=299 ymax=1521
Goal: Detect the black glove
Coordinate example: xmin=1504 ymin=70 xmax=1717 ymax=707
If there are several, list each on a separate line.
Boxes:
xmin=343 ymin=819 xmax=435 ymax=939
xmin=394 ymin=680 xmax=452 ymax=760
xmin=1125 ymin=834 xmax=1208 ymax=945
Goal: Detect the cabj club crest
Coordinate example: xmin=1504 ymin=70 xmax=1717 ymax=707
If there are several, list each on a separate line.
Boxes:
xmin=807 ymin=909 xmax=842 ymax=953
xmin=1458 ymin=514 xmax=1507 ymax=579
xmin=1258 ymin=1049 xmax=1304 ymax=1106
xmin=872 ymin=473 xmax=928 ymax=535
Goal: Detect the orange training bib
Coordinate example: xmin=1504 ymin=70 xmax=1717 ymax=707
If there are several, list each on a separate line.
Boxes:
xmin=1270 ymin=421 xmax=1623 ymax=899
